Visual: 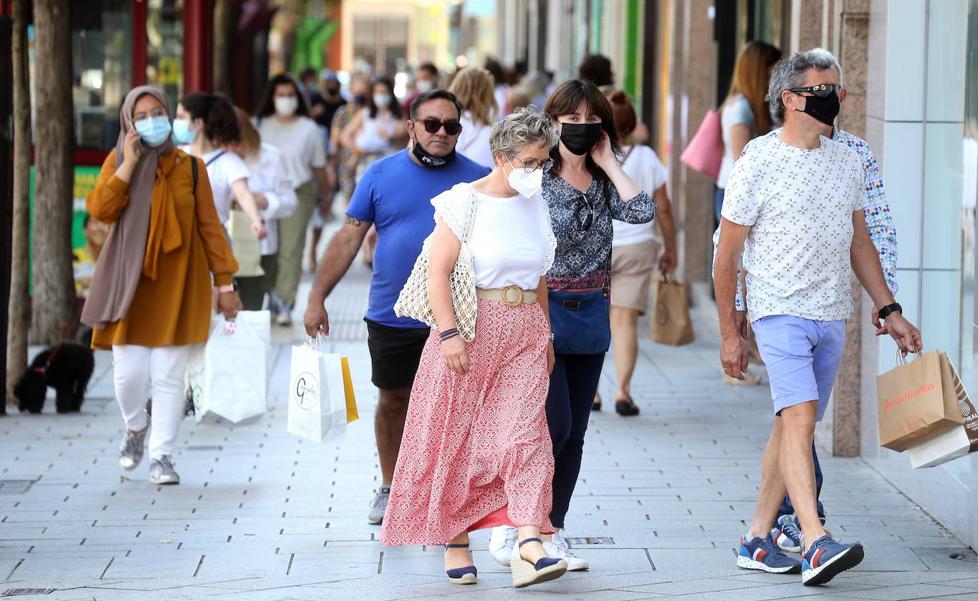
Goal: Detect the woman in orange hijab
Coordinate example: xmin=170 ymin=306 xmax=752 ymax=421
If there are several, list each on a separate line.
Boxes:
xmin=82 ymin=86 xmax=240 ymax=486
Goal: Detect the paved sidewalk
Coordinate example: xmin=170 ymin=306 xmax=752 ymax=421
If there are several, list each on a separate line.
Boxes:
xmin=2 ymin=262 xmax=977 ymax=601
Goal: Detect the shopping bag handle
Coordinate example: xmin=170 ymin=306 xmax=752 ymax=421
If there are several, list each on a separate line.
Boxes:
xmin=895 ymin=348 xmax=922 ymax=365
xmin=304 ymin=333 xmax=329 ymax=352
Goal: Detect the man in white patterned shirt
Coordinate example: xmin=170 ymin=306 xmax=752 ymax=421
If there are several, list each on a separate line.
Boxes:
xmin=715 ymin=49 xmax=922 ymax=586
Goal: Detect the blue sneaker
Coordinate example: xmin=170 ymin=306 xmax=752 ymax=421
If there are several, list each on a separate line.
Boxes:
xmin=771 ymin=514 xmax=803 ymax=553
xmin=737 ymin=536 xmax=802 ymax=574
xmin=802 ymin=535 xmax=864 ymax=586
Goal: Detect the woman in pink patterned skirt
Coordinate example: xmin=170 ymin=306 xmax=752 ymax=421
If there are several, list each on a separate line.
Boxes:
xmin=381 ymin=108 xmax=568 ymax=589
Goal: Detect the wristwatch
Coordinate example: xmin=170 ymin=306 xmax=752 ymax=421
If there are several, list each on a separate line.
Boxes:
xmin=878 ymin=302 xmax=902 ymax=321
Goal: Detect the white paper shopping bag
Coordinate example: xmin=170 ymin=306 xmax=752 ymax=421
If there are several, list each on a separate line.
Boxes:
xmin=200 ymin=315 xmax=268 ymax=424
xmin=288 ymin=341 xmax=358 ymax=443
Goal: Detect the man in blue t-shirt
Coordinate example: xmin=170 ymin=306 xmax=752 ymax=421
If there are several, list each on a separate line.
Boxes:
xmin=304 ymin=89 xmax=489 ymax=525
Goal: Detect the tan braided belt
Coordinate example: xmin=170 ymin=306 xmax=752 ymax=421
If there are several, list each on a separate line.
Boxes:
xmin=476 ymin=285 xmax=538 ymax=307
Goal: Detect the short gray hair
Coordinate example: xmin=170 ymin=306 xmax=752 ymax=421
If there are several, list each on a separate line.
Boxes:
xmin=767 ymin=48 xmax=843 ymax=124
xmin=489 ymin=106 xmax=558 ymax=158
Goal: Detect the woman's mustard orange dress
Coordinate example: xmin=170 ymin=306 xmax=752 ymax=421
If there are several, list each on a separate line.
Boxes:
xmin=86 ymin=149 xmax=238 ymax=349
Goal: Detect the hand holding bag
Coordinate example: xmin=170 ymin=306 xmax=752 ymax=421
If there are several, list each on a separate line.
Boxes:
xmin=877 ymin=350 xmax=964 ymax=451
xmin=394 ymin=188 xmax=478 ymax=341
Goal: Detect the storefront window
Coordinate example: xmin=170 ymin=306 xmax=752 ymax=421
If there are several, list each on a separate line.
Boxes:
xmin=146 ymin=0 xmax=185 ymax=113
xmin=70 ymin=0 xmax=132 ymax=150
xmin=961 ymin=0 xmax=978 ymax=403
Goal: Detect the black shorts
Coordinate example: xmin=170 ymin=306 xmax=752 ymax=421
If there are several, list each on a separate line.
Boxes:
xmin=364 ymin=318 xmax=430 ymax=390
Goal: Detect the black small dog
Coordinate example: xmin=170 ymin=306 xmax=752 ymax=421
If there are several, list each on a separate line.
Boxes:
xmin=14 ymin=343 xmax=95 ymax=413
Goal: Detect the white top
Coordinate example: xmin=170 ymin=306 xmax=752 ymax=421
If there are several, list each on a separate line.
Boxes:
xmin=430 ymin=183 xmax=556 ymax=290
xmin=721 ymin=135 xmax=866 ymax=322
xmin=242 ymin=143 xmax=297 ymax=255
xmin=256 ymin=116 xmax=326 ymax=187
xmin=612 ymin=145 xmax=668 ymax=247
xmin=717 ymin=94 xmax=754 ymax=188
xmin=456 ymin=111 xmax=494 ymax=169
xmin=189 ymin=148 xmax=249 ymax=224
xmin=354 ymin=109 xmax=399 ymax=154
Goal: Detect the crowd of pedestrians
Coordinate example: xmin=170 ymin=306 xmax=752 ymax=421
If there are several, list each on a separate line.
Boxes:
xmin=77 ymin=47 xmax=922 ymax=590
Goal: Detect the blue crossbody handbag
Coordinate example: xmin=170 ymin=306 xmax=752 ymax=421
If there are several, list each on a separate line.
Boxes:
xmin=548 ymin=289 xmax=611 ymax=355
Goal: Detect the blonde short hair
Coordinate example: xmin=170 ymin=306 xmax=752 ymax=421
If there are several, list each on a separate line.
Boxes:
xmin=448 ymin=67 xmax=498 ymax=126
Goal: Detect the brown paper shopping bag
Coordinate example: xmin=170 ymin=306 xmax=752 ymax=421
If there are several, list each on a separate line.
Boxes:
xmin=877 ymin=350 xmax=964 ymax=451
xmin=650 ymin=276 xmax=695 ymax=346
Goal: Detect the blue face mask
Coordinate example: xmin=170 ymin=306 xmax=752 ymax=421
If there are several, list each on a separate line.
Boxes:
xmin=171 ymin=118 xmax=196 ymax=145
xmin=134 ymin=116 xmax=172 ymax=147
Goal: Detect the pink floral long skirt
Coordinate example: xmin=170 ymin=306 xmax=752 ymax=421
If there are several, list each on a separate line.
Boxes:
xmin=380 ymin=299 xmax=555 ymax=546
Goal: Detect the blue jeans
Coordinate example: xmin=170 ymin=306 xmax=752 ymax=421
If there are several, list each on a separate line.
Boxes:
xmin=714 ymin=186 xmax=725 ymax=228
xmin=547 ymin=352 xmax=605 ymax=529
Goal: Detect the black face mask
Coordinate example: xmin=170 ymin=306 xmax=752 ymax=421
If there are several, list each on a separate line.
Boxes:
xmin=412 ymin=137 xmax=456 ymax=168
xmin=353 ymin=94 xmax=367 ymax=105
xmin=559 ymin=122 xmax=604 ymax=156
xmin=801 ymin=92 xmax=840 ymax=127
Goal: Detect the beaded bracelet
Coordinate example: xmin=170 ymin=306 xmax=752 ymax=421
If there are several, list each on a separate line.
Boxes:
xmin=439 ymin=328 xmax=460 ymax=342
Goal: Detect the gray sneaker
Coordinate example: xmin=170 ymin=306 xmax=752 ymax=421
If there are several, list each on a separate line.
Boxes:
xmin=367 ymin=486 xmax=390 ymax=524
xmin=149 ymin=456 xmax=181 ymax=485
xmin=119 ymin=427 xmax=148 ymax=471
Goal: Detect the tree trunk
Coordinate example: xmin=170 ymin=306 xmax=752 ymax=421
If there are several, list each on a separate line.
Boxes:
xmin=213 ymin=0 xmax=232 ymax=95
xmin=7 ymin=0 xmax=32 ymax=405
xmin=31 ymin=0 xmax=76 ymax=345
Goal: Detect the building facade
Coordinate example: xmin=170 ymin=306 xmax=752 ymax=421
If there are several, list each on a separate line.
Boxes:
xmin=502 ymin=0 xmax=978 ymax=550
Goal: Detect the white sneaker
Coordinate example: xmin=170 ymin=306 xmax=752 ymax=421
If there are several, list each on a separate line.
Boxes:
xmin=489 ymin=526 xmax=518 ymax=566
xmin=544 ymin=529 xmax=589 ymax=571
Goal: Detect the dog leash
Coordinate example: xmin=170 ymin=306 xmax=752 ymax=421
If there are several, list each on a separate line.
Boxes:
xmin=32 ymin=342 xmax=65 ymax=377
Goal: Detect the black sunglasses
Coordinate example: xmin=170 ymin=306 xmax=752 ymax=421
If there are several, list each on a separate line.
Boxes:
xmin=418 ymin=117 xmax=462 ymax=136
xmin=788 ymin=83 xmax=842 ymax=98
xmin=576 ymin=193 xmax=594 ymax=231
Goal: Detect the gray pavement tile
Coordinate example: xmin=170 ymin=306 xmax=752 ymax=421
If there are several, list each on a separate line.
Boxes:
xmin=833 ymin=583 xmax=978 ymax=600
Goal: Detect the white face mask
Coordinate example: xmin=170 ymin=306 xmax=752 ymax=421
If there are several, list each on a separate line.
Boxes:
xmin=415 ymin=79 xmax=434 ymax=93
xmin=373 ymin=93 xmax=392 ymax=108
xmin=274 ymin=96 xmax=298 ymax=116
xmin=506 ymin=159 xmax=544 ymax=198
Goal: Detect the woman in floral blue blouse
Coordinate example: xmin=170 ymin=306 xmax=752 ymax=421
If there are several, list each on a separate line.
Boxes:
xmin=488 ymin=79 xmax=656 ymax=570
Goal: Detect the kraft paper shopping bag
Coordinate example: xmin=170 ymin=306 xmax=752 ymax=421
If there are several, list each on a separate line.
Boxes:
xmin=650 ymin=276 xmax=695 ymax=346
xmin=877 ymin=350 xmax=964 ymax=451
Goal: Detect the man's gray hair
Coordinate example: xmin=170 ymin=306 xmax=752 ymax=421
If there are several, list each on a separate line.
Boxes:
xmin=489 ymin=106 xmax=558 ymax=158
xmin=767 ymin=47 xmax=844 ymax=124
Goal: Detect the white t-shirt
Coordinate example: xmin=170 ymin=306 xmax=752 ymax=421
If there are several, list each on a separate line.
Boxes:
xmin=456 ymin=112 xmax=494 ymax=169
xmin=197 ymin=149 xmax=249 ymax=224
xmin=242 ymin=143 xmax=297 ymax=255
xmin=256 ymin=115 xmax=326 ymax=188
xmin=721 ymin=135 xmax=866 ymax=322
xmin=354 ymin=109 xmax=399 ymax=154
xmin=612 ymin=145 xmax=668 ymax=247
xmin=430 ymin=183 xmax=556 ymax=290
xmin=717 ymin=94 xmax=754 ymax=189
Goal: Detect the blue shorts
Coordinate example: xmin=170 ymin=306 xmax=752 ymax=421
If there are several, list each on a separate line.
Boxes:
xmin=751 ymin=315 xmax=846 ymax=422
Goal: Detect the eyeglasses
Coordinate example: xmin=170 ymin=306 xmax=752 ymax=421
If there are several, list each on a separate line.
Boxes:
xmin=788 ymin=83 xmax=842 ymax=98
xmin=418 ymin=117 xmax=462 ymax=136
xmin=509 ymin=156 xmax=553 ymax=174
xmin=133 ymin=107 xmax=167 ymax=122
xmin=576 ymin=193 xmax=595 ymax=231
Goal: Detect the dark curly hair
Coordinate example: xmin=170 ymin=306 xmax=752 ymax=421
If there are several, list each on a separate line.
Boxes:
xmin=578 ymin=54 xmax=614 ymax=87
xmin=180 ymin=92 xmax=240 ymax=146
xmin=255 ymin=74 xmax=310 ymax=119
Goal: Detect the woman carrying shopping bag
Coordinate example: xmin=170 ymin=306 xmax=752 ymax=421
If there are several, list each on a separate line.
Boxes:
xmin=381 ymin=108 xmax=568 ymax=589
xmin=82 ymin=86 xmax=241 ymax=485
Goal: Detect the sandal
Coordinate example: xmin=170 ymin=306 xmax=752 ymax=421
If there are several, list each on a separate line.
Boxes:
xmin=444 ymin=543 xmax=477 ymax=585
xmin=591 ymin=392 xmax=602 ymax=412
xmin=614 ymin=396 xmax=640 ymax=417
xmin=510 ymin=538 xmax=567 ymax=588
